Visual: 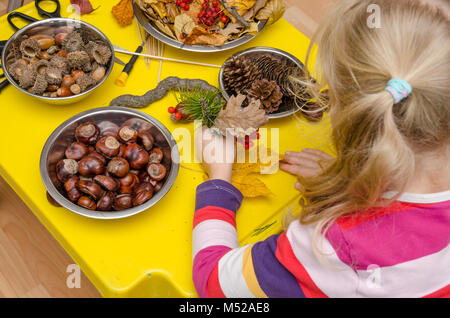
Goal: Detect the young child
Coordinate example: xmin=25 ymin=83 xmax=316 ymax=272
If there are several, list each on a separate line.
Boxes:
xmin=192 ymin=0 xmax=450 ymax=297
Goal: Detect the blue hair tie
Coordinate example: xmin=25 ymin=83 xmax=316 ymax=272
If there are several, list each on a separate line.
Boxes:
xmin=384 ymin=78 xmax=412 ymax=104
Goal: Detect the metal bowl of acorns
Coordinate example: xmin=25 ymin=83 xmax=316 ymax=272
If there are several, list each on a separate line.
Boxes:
xmin=219 ymin=46 xmax=320 ymax=120
xmin=1 ymin=18 xmax=114 ymax=105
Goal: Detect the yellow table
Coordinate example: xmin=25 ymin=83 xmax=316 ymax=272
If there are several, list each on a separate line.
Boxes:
xmin=0 ymin=0 xmax=333 ymax=297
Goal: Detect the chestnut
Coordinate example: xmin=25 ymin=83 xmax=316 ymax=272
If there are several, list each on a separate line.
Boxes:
xmin=134 ymin=182 xmax=154 ymax=195
xmin=75 ymin=122 xmax=100 ymax=145
xmin=118 ymin=173 xmax=138 ymax=194
xmin=149 ymin=179 xmax=163 ymax=192
xmin=56 ymin=159 xmax=78 ymax=182
xmin=88 ymin=151 xmax=107 ymax=165
xmin=76 ymin=179 xmax=102 ymax=200
xmin=61 ymin=74 xmax=75 ymax=87
xmin=96 ymin=136 xmax=120 ymax=158
xmin=97 ymin=120 xmax=119 ymax=138
xmin=118 ymin=126 xmax=138 ymax=144
xmin=97 ymin=191 xmax=115 ymax=211
xmin=46 ymin=191 xmax=61 ymax=207
xmin=113 ymin=194 xmax=132 ymax=210
xmin=137 ymin=131 xmax=154 ymax=151
xmin=133 ymin=190 xmax=153 ymax=207
xmin=123 ymin=144 xmax=149 ymax=170
xmin=148 ymin=148 xmax=163 ymax=163
xmin=65 ymin=142 xmax=89 ymax=160
xmin=138 ymin=170 xmax=151 ymax=183
xmin=78 ymin=155 xmax=105 ymax=177
xmin=147 ymin=163 xmax=167 ymax=181
xmin=107 ymin=157 xmax=130 ymax=178
xmin=94 ymin=175 xmax=119 ymax=192
xmin=78 ymin=196 xmax=96 ymax=210
xmin=64 ymin=176 xmax=82 ymax=202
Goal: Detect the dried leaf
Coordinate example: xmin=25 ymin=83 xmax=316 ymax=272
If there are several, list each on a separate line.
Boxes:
xmin=213 ymin=94 xmax=269 ymax=136
xmin=243 ymin=0 xmax=268 ymax=20
xmin=226 ymin=0 xmax=257 ymax=15
xmin=218 ymin=22 xmax=243 ymax=36
xmin=112 ymin=0 xmax=134 ymax=26
xmin=255 ymin=0 xmax=285 ymax=26
xmin=184 ymin=26 xmax=228 ymax=46
xmin=153 ymin=19 xmax=177 ymax=39
xmin=232 ymin=174 xmax=273 ymax=197
xmin=150 ymin=2 xmax=167 ymax=19
xmin=174 ymin=14 xmax=196 ymax=40
xmin=70 ymin=0 xmax=96 ymax=15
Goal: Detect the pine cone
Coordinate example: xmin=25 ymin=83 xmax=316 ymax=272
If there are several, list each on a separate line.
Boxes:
xmin=252 ymin=54 xmax=303 ymax=97
xmin=247 ymin=79 xmax=283 ymax=114
xmin=222 ymin=55 xmax=261 ymax=94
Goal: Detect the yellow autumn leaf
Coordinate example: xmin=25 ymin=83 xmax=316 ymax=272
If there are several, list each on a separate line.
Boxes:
xmin=256 ymin=0 xmax=285 ymax=26
xmin=232 ymin=174 xmax=273 ymax=198
xmin=226 ymin=0 xmax=257 ymax=15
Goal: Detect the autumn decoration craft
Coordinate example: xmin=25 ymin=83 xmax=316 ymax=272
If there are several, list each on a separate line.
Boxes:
xmin=135 ymin=0 xmax=285 ymax=46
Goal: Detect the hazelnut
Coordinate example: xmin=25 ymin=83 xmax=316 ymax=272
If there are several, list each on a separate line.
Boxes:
xmin=78 ymin=155 xmax=105 ymax=177
xmin=123 ymin=143 xmax=149 ymax=170
xmin=75 ymin=122 xmax=100 ymax=144
xmin=56 ymin=159 xmax=78 ymax=182
xmin=107 ymin=157 xmax=130 ymax=178
xmin=47 ymin=84 xmax=59 ymax=92
xmin=96 ymin=136 xmax=120 ymax=158
xmin=65 ymin=142 xmax=89 ymax=160
xmin=78 ymin=196 xmax=96 ymax=210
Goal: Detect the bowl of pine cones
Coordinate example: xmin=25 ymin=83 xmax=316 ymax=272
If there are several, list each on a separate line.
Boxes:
xmin=219 ymin=47 xmax=324 ymax=121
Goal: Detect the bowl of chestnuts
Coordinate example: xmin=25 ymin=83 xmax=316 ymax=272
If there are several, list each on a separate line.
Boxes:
xmin=40 ymin=106 xmax=180 ymax=219
xmin=1 ymin=18 xmax=114 ymax=105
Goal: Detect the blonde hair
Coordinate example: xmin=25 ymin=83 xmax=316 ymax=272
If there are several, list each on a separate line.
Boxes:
xmin=294 ymin=0 xmax=450 ymax=245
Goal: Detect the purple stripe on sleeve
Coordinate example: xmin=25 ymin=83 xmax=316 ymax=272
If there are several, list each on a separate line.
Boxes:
xmin=251 ymin=235 xmax=306 ymax=298
xmin=193 ymin=245 xmax=231 ymax=298
xmin=196 ymin=180 xmax=243 ymax=213
xmin=326 ymin=203 xmax=450 ymax=270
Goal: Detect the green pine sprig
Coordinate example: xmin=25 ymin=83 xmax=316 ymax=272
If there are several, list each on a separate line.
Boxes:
xmin=174 ymin=87 xmax=225 ymax=128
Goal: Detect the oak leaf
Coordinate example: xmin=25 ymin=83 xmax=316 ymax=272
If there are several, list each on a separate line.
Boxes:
xmin=213 ymin=94 xmax=269 ymax=137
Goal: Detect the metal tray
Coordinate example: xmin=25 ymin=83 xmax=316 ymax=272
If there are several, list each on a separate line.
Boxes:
xmin=133 ymin=1 xmax=266 ymax=53
xmin=219 ymin=47 xmax=305 ymax=119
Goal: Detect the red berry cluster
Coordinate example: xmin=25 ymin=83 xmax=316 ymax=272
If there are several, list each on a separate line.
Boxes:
xmin=176 ymin=0 xmax=193 ymax=11
xmin=198 ymin=0 xmax=228 ymax=26
xmin=167 ymin=106 xmax=182 ymax=121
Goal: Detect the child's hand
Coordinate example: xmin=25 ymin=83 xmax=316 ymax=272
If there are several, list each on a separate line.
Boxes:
xmin=195 ymin=126 xmax=236 ymax=183
xmin=280 ymin=148 xmax=333 ymax=190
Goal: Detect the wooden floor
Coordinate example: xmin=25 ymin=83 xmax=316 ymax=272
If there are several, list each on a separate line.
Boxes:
xmin=0 ymin=0 xmax=336 ymax=298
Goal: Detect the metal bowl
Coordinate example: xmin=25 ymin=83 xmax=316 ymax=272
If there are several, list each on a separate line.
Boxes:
xmin=1 ymin=18 xmax=114 ymax=105
xmin=40 ymin=107 xmax=180 ymax=219
xmin=133 ymin=1 xmax=266 ymax=53
xmin=219 ymin=47 xmax=305 ymax=119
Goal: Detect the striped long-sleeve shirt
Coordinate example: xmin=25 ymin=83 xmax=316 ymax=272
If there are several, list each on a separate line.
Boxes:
xmin=192 ymin=179 xmax=450 ymax=298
